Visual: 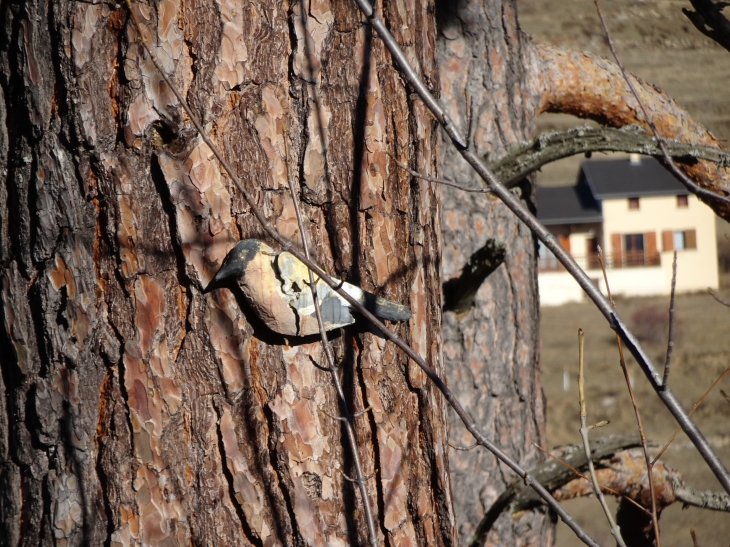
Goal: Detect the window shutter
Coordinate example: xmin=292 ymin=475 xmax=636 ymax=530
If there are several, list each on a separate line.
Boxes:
xmin=662 ymin=230 xmax=673 ymax=251
xmin=611 ymin=233 xmax=621 ymax=252
xmin=645 ymin=232 xmax=657 ymax=256
xmin=685 ymin=229 xmax=697 ymax=249
xmin=611 ymin=233 xmax=622 ymax=267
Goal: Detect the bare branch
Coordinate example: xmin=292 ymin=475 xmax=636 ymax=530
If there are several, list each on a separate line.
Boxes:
xmin=597 ymin=248 xmax=662 ymax=546
xmin=674 ymin=479 xmax=730 ymax=512
xmin=467 ymin=434 xmax=643 ymax=547
xmin=390 ymin=154 xmax=490 ymax=193
xmin=448 ymin=441 xmax=478 ymax=452
xmin=653 ymin=362 xmax=730 ymax=464
xmin=592 ymin=0 xmax=730 ymax=215
xmin=532 ymin=443 xmax=651 ymax=516
xmin=283 ymin=7 xmax=379 ymax=543
xmin=577 ymin=329 xmax=627 ymax=547
xmin=490 ymin=125 xmax=730 ymax=189
xmin=708 ymin=288 xmax=730 ymax=307
xmin=351 ymin=0 xmax=730 ymax=496
xmin=536 ymin=45 xmax=730 ymax=219
xmin=662 ymin=251 xmax=678 ymax=388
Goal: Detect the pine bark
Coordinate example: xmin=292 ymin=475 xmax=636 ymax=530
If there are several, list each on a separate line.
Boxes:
xmin=436 ymin=1 xmax=552 ymax=544
xmin=0 ymin=1 xmax=454 ymax=546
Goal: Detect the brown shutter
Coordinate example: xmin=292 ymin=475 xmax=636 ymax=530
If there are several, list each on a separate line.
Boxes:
xmin=611 ymin=233 xmax=622 ymax=268
xmin=611 ymin=233 xmax=621 ymax=252
xmin=662 ymin=230 xmax=674 ymax=252
xmin=558 ymin=234 xmax=571 ymax=252
xmin=685 ymin=229 xmax=697 ymax=249
xmin=645 ymin=232 xmax=657 ymax=265
xmin=645 ymin=231 xmax=657 ymax=254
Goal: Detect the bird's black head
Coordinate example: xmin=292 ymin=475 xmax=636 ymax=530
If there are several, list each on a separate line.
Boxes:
xmin=203 ymin=239 xmax=264 ymax=293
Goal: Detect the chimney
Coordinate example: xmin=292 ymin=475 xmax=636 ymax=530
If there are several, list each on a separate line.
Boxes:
xmin=629 ymin=153 xmax=641 ymax=165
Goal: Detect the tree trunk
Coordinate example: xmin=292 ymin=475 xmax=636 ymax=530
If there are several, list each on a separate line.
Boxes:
xmin=436 ymin=1 xmax=551 ymax=545
xmin=0 ymin=1 xmax=454 ymax=545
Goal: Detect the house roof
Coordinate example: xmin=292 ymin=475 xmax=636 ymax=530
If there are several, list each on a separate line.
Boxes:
xmin=581 ymin=156 xmax=687 ymax=198
xmin=536 ymin=184 xmax=602 ymax=225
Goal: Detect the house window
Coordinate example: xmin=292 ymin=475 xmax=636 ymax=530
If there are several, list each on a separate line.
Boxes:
xmin=662 ymin=229 xmax=697 ymax=251
xmin=537 ymin=241 xmax=560 ymax=272
xmin=623 ymin=233 xmax=644 ymax=252
xmin=628 ymin=197 xmax=640 ymax=210
xmin=677 ymin=195 xmax=689 ymax=208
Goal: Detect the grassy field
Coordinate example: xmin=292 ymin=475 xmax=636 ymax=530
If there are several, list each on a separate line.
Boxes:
xmin=540 ymin=290 xmax=730 ymax=546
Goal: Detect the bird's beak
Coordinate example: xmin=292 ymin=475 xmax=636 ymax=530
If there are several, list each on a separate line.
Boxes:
xmin=203 ymin=268 xmax=225 ymax=294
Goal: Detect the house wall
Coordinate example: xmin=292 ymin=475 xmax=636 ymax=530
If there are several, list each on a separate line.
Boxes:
xmin=538 ymin=194 xmax=719 ymax=306
xmin=601 ymin=194 xmax=719 ymax=294
xmin=539 ymin=266 xmax=665 ymax=306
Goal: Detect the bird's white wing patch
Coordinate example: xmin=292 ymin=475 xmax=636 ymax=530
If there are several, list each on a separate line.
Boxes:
xmin=276 ymin=252 xmax=357 ymax=336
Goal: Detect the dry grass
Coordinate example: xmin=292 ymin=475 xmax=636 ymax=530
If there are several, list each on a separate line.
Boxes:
xmin=540 ymin=291 xmax=730 ymax=546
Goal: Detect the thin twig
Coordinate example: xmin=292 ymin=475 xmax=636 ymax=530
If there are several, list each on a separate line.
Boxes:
xmin=340 ymin=468 xmax=378 ymax=483
xmin=708 ymin=288 xmax=730 ymax=307
xmin=282 ymin=129 xmax=379 ymax=547
xmin=286 ymin=4 xmax=380 ymax=541
xmin=722 ymin=390 xmax=730 ymax=405
xmin=690 ymin=528 xmax=699 ymax=547
xmin=577 ymin=329 xmax=627 ymax=547
xmin=388 ymin=153 xmax=489 ymax=194
xmin=351 ymin=0 xmax=730 ymax=496
xmin=322 ymin=406 xmax=373 ymax=422
xmin=653 ymin=363 xmax=730 ymax=464
xmin=597 ymin=249 xmax=661 ymax=546
xmin=448 ymin=441 xmax=478 ymax=452
xmin=125 ymin=5 xmax=603 ymax=545
xmin=592 ymin=0 xmax=730 ymax=208
xmin=662 ymin=251 xmax=678 ymax=388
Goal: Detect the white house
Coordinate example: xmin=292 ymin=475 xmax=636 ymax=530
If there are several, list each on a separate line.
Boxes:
xmin=536 ymin=155 xmax=719 ymax=306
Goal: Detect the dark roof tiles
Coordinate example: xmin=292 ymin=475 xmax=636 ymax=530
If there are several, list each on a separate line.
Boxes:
xmin=582 ymin=156 xmax=686 ymax=198
xmin=537 ymin=156 xmax=686 ymax=225
xmin=536 ymin=184 xmax=602 ymax=225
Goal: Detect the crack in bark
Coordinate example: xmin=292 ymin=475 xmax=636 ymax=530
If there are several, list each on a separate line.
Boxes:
xmin=212 ymin=399 xmax=264 ymax=547
xmin=352 ymin=341 xmax=390 ymax=546
xmin=262 ymin=403 xmax=304 ymax=547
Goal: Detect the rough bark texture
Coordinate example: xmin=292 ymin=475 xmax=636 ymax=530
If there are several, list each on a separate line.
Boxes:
xmin=435 ymin=1 xmax=552 ymax=545
xmin=0 ymin=1 xmax=455 ymax=546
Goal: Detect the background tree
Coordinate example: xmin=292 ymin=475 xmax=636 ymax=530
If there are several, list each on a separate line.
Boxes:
xmin=1 ymin=1 xmax=728 ymax=547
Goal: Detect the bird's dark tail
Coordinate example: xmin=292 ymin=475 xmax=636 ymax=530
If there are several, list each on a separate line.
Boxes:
xmin=361 ymin=292 xmax=412 ymax=322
